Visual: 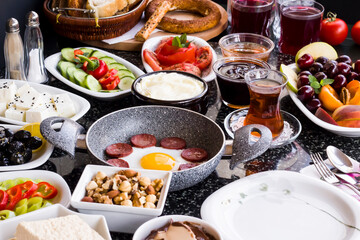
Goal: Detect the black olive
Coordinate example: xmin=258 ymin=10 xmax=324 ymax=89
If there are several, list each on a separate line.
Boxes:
xmin=10 ymin=152 xmax=25 ymax=165
xmin=13 ymin=130 xmax=31 ymax=143
xmin=26 ymin=136 xmax=42 ymax=150
xmin=8 ymin=141 xmax=25 ymax=154
xmin=0 ymin=153 xmax=10 ymax=166
xmin=5 ymin=128 xmax=13 ymax=138
xmin=23 ymin=148 xmax=32 ymax=163
xmin=0 ymin=137 xmax=9 ymax=149
xmin=0 ymin=126 xmax=6 ymax=138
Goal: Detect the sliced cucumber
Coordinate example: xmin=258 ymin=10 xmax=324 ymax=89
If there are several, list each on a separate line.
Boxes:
xmin=117 ymin=69 xmax=136 ymax=79
xmin=100 ymin=56 xmax=117 ymax=66
xmin=90 ymin=50 xmax=107 ymax=59
xmin=99 ymin=89 xmax=121 ymax=93
xmin=79 ymin=48 xmax=93 ymax=57
xmin=73 ymin=70 xmax=88 ymax=86
xmin=57 ymin=61 xmax=76 ymax=78
xmin=118 ymin=76 xmax=134 ymax=90
xmin=84 ymin=75 xmax=102 ymax=91
xmin=61 ymin=48 xmax=75 ymax=62
xmin=66 ymin=66 xmax=78 ymax=83
xmin=109 ymin=62 xmax=127 ymax=71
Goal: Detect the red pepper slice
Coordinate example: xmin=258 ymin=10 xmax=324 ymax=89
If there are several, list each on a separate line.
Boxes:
xmin=77 ymin=55 xmax=109 ymax=79
xmin=5 ymin=185 xmax=22 ymax=210
xmin=0 ymin=190 xmax=9 ymax=211
xmin=105 ymin=76 xmax=120 ymax=90
xmin=19 ymin=181 xmax=38 ymax=199
xmin=31 ymin=182 xmax=58 ymax=199
xmin=73 ymin=49 xmax=84 ymax=61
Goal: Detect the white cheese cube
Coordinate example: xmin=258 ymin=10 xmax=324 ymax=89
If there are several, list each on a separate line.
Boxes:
xmin=0 ymin=82 xmax=17 ymax=104
xmin=26 ymin=105 xmax=58 ymax=123
xmin=0 ymin=102 xmax=6 ymax=116
xmin=5 ymin=107 xmax=25 ymax=122
xmin=15 ymin=86 xmax=41 ymax=110
xmin=52 ymin=94 xmax=76 ymax=118
xmin=37 ymin=92 xmax=53 ymax=108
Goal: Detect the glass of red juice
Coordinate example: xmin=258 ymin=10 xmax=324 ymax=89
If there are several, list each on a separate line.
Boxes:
xmin=278 ymin=0 xmax=324 ymax=56
xmin=231 ymin=0 xmax=274 ymax=37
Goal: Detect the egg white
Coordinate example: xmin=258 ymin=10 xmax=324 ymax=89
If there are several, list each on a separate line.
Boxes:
xmin=121 ymin=146 xmax=190 ymax=171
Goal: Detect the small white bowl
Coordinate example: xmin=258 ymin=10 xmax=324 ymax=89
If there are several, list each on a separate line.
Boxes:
xmin=71 ymin=165 xmax=172 ymax=233
xmin=133 ymin=215 xmax=223 ymax=240
xmin=1 ymin=204 xmax=111 ymax=240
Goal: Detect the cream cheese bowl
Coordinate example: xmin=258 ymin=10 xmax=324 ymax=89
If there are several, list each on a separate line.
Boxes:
xmin=131 ymin=71 xmax=209 ymax=114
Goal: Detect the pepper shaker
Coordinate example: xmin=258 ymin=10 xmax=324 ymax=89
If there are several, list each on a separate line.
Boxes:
xmin=4 ymin=18 xmax=26 ymax=80
xmin=24 ymin=11 xmax=48 ymax=84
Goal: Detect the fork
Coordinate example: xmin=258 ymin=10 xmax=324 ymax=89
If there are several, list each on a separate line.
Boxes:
xmin=310 ymin=152 xmax=360 ymax=198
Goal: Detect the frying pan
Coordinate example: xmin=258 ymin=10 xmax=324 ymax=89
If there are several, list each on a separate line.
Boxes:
xmin=40 ymin=106 xmax=226 ymax=191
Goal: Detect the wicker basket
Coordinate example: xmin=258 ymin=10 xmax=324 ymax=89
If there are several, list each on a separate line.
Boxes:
xmin=43 ymin=0 xmax=147 ymax=41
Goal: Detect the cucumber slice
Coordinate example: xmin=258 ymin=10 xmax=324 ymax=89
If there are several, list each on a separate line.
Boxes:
xmin=99 ymin=89 xmax=121 ymax=93
xmin=118 ymin=76 xmax=134 ymax=90
xmin=57 ymin=61 xmax=76 ymax=78
xmin=74 ymin=70 xmax=88 ymax=86
xmin=84 ymin=75 xmax=102 ymax=91
xmin=117 ymin=69 xmax=136 ymax=79
xmin=90 ymin=50 xmax=107 ymax=59
xmin=66 ymin=66 xmax=78 ymax=83
xmin=100 ymin=56 xmax=117 ymax=66
xmin=79 ymin=48 xmax=93 ymax=57
xmin=61 ymin=48 xmax=75 ymax=62
xmin=109 ymin=62 xmax=127 ymax=71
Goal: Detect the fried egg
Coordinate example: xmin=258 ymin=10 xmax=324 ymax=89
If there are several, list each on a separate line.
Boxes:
xmin=121 ymin=146 xmax=189 ymax=171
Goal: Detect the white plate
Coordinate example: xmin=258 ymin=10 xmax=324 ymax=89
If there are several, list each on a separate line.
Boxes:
xmin=201 ymin=170 xmax=360 ymax=240
xmin=287 ymin=63 xmax=360 ymax=137
xmin=0 ymin=79 xmax=90 ymax=125
xmin=141 ymin=35 xmax=217 ymax=82
xmin=0 ymin=170 xmax=71 ymax=222
xmin=45 ymin=47 xmax=145 ymax=100
xmin=0 ymin=124 xmax=54 ymax=171
xmin=1 ymin=204 xmax=111 ymax=240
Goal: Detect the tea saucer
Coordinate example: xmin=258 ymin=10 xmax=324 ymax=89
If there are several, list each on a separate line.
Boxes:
xmin=224 ymin=108 xmax=302 ymax=148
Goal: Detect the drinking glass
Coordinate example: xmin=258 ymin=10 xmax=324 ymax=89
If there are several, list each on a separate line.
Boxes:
xmin=278 ymin=0 xmax=324 ymax=55
xmin=244 ymin=69 xmax=287 ymax=138
xmin=231 ymin=0 xmax=274 ymax=37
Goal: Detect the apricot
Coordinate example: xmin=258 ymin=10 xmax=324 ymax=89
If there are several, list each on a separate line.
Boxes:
xmin=318 ymin=84 xmax=344 ymax=112
xmin=349 ymin=88 xmax=360 ymax=105
xmin=346 ymin=80 xmax=360 ymax=97
xmin=332 ymin=105 xmax=360 ymax=122
xmin=336 ymin=119 xmax=360 ymax=128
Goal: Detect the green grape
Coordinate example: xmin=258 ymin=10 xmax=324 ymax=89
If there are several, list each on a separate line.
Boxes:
xmin=0 ymin=210 xmax=16 ymax=220
xmin=41 ymin=200 xmax=53 ymax=208
xmin=27 ymin=197 xmax=43 ymax=212
xmin=15 ymin=199 xmax=28 ymax=216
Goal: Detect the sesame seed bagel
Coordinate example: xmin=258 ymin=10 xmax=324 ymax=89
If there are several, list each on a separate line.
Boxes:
xmin=145 ymin=0 xmax=221 ymax=34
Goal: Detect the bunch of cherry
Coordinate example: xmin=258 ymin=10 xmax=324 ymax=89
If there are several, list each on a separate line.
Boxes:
xmin=296 ymin=53 xmax=360 ymax=112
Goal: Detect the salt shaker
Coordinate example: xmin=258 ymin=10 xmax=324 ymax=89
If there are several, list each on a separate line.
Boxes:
xmin=24 ymin=11 xmax=48 ymax=84
xmin=4 ymin=18 xmax=26 ymax=80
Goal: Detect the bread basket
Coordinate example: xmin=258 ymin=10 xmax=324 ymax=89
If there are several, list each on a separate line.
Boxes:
xmin=43 ymin=0 xmax=147 ymax=41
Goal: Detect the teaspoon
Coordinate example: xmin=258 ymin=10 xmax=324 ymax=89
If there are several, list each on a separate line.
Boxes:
xmin=326 ymin=145 xmax=360 ymax=174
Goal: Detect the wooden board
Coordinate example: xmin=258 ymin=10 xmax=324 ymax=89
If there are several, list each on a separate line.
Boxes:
xmin=82 ymin=3 xmax=228 ymax=51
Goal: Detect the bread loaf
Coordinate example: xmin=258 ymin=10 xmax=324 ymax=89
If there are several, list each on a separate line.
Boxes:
xmin=67 ymin=0 xmax=86 ymax=17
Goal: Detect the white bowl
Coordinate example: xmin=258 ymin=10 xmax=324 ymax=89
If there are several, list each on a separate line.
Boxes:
xmin=133 ymin=215 xmax=223 ymax=240
xmin=0 ymin=204 xmax=111 ymax=240
xmin=0 ymin=79 xmax=90 ymax=126
xmin=287 ymin=63 xmax=360 ymax=137
xmin=71 ymin=165 xmax=172 ymax=233
xmin=141 ymin=35 xmax=217 ymax=82
xmin=45 ymin=47 xmax=145 ymax=100
xmin=0 ymin=124 xmax=54 ymax=171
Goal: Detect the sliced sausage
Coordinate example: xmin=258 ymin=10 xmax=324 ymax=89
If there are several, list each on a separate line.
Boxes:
xmin=181 ymin=148 xmax=208 ymax=162
xmin=160 ymin=137 xmax=186 ymax=150
xmin=178 ymin=163 xmax=199 ymax=171
xmin=131 ymin=134 xmax=156 ymax=148
xmin=106 ymin=159 xmax=129 ymax=168
xmin=105 ymin=143 xmax=133 ymax=157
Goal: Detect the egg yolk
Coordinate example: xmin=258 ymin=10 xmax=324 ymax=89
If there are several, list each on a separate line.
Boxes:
xmin=140 ymin=152 xmax=176 ymax=170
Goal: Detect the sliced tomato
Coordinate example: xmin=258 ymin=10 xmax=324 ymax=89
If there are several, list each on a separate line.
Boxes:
xmin=194 ymin=46 xmax=213 ymax=71
xmin=164 ymin=63 xmax=201 ymax=77
xmin=156 ymin=42 xmax=196 ymax=66
xmin=143 ymin=49 xmax=162 ymax=71
xmin=155 ymin=37 xmax=172 ymax=55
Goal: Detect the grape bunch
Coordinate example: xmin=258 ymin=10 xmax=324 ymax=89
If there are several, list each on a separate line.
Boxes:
xmin=296 ymin=53 xmax=360 ymax=113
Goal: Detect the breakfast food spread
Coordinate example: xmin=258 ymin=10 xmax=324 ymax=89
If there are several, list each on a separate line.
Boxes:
xmin=136 ymin=72 xmax=204 ymax=101
xmin=82 ymin=170 xmax=164 ymax=209
xmin=145 ymin=219 xmax=217 ymax=240
xmin=14 ymin=215 xmax=105 ymax=240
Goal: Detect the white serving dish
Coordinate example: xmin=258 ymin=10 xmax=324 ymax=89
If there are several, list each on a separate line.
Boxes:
xmin=0 ymin=79 xmax=90 ymax=125
xmin=45 ymin=47 xmax=145 ymax=100
xmin=201 ymin=170 xmax=360 ymax=240
xmin=133 ymin=215 xmax=223 ymax=240
xmin=0 ymin=170 xmax=71 ymax=222
xmin=71 ymin=165 xmax=172 ymax=233
xmin=0 ymin=124 xmax=54 ymax=171
xmin=141 ymin=35 xmax=217 ymax=82
xmin=1 ymin=204 xmax=111 ymax=240
xmin=287 ymin=63 xmax=360 ymax=137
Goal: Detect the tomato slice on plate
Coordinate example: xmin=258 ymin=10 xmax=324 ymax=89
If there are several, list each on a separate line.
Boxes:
xmin=143 ymin=49 xmax=162 ymax=71
xmin=195 ymin=46 xmax=213 ymax=70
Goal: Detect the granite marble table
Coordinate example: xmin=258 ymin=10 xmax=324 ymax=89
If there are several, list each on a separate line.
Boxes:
xmin=1 ymin=37 xmax=360 ymax=239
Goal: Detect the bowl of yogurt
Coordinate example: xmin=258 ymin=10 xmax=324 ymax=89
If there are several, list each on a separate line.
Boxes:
xmin=131 ymin=71 xmax=209 ymax=114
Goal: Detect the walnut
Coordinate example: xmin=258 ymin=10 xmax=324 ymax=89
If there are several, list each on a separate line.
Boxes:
xmin=102 ymin=179 xmax=112 ymax=190
xmin=152 ymin=179 xmax=164 ymax=192
xmin=139 ymin=177 xmax=151 ymax=187
xmin=101 ymin=195 xmax=113 ymax=205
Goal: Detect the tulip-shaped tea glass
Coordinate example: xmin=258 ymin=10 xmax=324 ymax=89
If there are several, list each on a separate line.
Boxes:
xmin=244 ymin=69 xmax=288 ymax=138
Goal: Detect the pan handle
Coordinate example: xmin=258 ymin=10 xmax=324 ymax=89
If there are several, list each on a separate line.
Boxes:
xmin=40 ymin=117 xmax=86 ymax=158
